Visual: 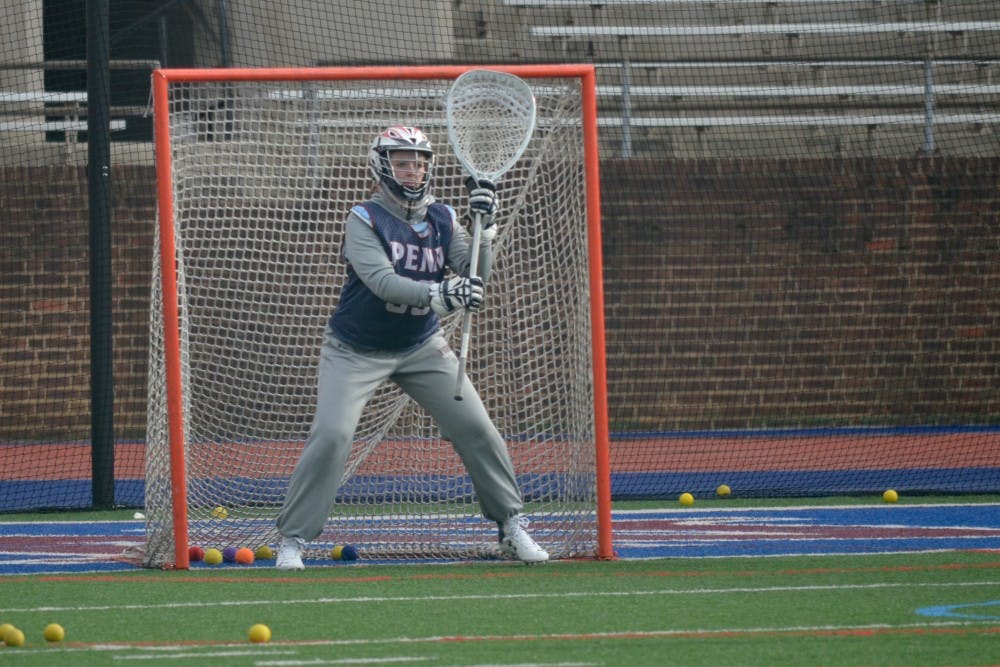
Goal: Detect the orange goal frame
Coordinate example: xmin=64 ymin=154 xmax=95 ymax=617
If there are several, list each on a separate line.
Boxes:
xmin=151 ymin=64 xmax=612 ymax=568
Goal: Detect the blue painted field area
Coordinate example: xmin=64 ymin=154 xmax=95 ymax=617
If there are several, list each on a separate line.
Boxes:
xmin=0 ymin=503 xmax=997 ymax=575
xmin=612 ymin=503 xmax=1000 ymax=559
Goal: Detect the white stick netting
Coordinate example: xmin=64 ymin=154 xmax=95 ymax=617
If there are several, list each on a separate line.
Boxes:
xmin=447 ymin=70 xmax=537 ymax=181
xmin=143 ymin=74 xmax=597 ymax=567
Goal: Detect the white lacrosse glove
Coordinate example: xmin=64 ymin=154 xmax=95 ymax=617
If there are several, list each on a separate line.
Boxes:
xmin=466 ymin=177 xmax=498 ymax=241
xmin=429 ymin=275 xmax=484 ymax=316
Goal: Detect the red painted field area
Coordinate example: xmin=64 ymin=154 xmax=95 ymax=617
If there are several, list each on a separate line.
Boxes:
xmin=609 ymin=432 xmax=1000 ymax=472
xmin=2 ymin=431 xmax=997 ymax=481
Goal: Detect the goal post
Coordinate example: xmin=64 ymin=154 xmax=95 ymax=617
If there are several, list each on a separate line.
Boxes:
xmin=145 ymin=65 xmax=611 ymax=569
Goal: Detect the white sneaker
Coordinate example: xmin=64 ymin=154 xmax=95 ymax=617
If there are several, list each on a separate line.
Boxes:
xmin=276 ymin=536 xmax=305 ymax=570
xmin=499 ymin=515 xmax=549 ymax=563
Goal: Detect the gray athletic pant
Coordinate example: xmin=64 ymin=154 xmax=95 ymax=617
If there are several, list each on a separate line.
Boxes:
xmin=276 ymin=327 xmax=524 ymax=541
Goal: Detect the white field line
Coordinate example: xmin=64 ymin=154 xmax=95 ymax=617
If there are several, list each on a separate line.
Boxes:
xmin=111 ymin=650 xmax=299 ymax=660
xmin=120 ymin=655 xmax=434 ymax=665
xmin=617 ymin=502 xmax=1000 ymax=515
xmin=9 ymin=620 xmax=996 ymax=659
xmin=616 ymin=548 xmax=1000 ymax=561
xmin=254 ymin=663 xmax=595 ymax=667
xmin=8 ymin=502 xmax=998 ymax=524
xmin=3 ymin=503 xmax=998 ymax=527
xmin=4 ymin=580 xmax=997 ymax=614
xmin=253 ymin=658 xmax=434 ymax=666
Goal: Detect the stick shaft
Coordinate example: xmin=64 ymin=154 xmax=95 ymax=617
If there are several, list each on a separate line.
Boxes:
xmin=453 ymin=211 xmax=483 ymax=400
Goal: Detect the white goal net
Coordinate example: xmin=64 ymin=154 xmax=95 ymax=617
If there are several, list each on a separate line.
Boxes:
xmin=143 ymin=67 xmax=607 ymax=568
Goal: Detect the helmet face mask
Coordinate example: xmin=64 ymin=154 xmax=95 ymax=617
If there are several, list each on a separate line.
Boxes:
xmin=369 ymin=126 xmax=434 ymax=203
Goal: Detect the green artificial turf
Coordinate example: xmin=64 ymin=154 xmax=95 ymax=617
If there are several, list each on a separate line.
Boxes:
xmin=1 ymin=550 xmax=998 ymax=666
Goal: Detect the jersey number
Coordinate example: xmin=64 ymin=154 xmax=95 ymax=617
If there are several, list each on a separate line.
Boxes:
xmin=386 ymin=302 xmax=430 ymax=316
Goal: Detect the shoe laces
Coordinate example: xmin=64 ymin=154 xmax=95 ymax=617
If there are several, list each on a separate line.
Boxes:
xmin=504 ymin=514 xmax=530 ymax=539
xmin=281 ymin=536 xmax=305 ymax=551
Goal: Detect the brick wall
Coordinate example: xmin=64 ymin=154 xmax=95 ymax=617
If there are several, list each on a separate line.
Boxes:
xmin=602 ymin=157 xmax=1000 ymax=430
xmin=1 ymin=159 xmax=997 ymax=442
xmin=0 ymin=166 xmax=155 ymax=441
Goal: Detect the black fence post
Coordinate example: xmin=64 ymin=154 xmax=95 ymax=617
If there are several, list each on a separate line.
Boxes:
xmin=87 ymin=0 xmax=115 ymax=508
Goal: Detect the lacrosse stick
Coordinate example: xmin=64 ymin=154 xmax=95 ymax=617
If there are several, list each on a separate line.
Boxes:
xmin=446 ymin=69 xmax=537 ymax=400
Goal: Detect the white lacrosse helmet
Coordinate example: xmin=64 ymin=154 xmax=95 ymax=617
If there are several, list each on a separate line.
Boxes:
xmin=369 ymin=126 xmax=434 ymax=202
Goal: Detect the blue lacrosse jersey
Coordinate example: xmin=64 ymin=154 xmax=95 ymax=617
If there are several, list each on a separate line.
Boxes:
xmin=329 ymin=201 xmax=455 ymax=351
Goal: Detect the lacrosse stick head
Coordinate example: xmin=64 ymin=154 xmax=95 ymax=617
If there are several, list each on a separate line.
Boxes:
xmin=446 ymin=70 xmax=537 ymax=183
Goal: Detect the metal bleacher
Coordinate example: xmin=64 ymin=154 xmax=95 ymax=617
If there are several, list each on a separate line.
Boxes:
xmin=480 ymin=0 xmax=1000 ymax=157
xmin=0 ymin=89 xmax=129 ymax=162
xmin=0 ymin=60 xmax=156 ymax=165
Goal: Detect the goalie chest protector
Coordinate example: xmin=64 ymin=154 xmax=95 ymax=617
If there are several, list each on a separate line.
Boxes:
xmin=330 ymin=201 xmax=454 ymax=352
